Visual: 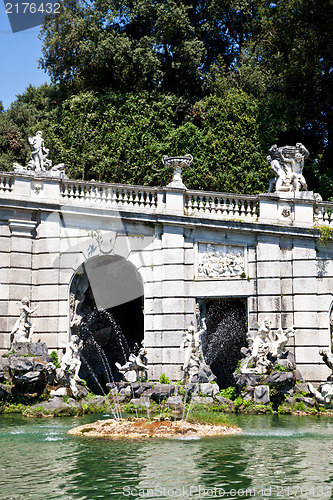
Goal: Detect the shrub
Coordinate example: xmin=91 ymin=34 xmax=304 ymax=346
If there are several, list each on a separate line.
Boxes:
xmin=159 ymin=373 xmax=171 ymax=384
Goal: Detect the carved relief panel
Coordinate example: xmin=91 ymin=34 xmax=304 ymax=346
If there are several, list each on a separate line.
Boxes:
xmin=197 ymin=243 xmax=246 ymax=279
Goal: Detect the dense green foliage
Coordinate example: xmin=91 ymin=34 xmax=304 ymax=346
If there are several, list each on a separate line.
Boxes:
xmin=0 ymin=0 xmax=332 ymax=197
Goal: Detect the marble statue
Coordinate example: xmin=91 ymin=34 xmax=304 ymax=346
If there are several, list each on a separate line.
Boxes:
xmin=115 ymin=341 xmax=148 ymax=382
xmin=241 ymin=317 xmax=295 ymax=374
xmin=198 ymin=244 xmax=245 ymax=278
xmin=180 ymin=322 xmax=201 ymax=383
xmin=10 ymin=298 xmax=38 ymax=344
xmin=180 ymin=308 xmax=216 ymax=384
xmin=28 ymin=131 xmax=48 ymax=171
xmin=12 ymin=131 xmax=67 ymax=178
xmin=267 ymin=143 xmax=309 ymax=194
xmin=56 ymin=335 xmax=84 ymax=397
xmin=308 ymin=348 xmax=333 ymax=407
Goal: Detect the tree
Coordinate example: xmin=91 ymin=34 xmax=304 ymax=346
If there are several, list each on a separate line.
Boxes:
xmin=39 ymin=0 xmax=263 ymax=96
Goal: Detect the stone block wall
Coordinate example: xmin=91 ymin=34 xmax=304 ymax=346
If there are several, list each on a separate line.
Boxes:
xmin=1 ymin=177 xmax=333 ymax=384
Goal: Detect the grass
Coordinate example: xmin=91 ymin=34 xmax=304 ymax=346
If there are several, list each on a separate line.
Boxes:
xmin=186 ymin=409 xmax=233 ymax=427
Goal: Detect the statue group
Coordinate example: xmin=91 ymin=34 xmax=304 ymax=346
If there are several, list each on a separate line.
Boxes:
xmin=267 ymin=143 xmax=309 ymax=194
xmin=13 ymin=131 xmax=67 ymax=178
xmin=240 ymin=317 xmax=295 ymax=374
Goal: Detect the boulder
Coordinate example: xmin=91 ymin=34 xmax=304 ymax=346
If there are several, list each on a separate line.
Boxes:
xmin=191 ymin=363 xmax=217 ymax=383
xmin=275 ymin=358 xmax=295 ymax=371
xmin=28 ymin=398 xmax=73 ymax=416
xmin=242 ymin=386 xmax=255 ymax=401
xmin=215 ymin=396 xmax=235 ymax=409
xmin=293 ymin=369 xmax=304 ymax=382
xmin=294 ymin=382 xmax=310 ymax=395
xmin=295 ymin=396 xmax=315 ymax=407
xmin=119 ymin=386 xmax=132 ymax=396
xmin=14 ymin=371 xmax=44 ymax=384
xmin=11 ymin=342 xmax=49 ymax=358
xmin=0 ymin=383 xmax=12 ymax=399
xmin=130 ymin=397 xmax=151 ymax=407
xmin=75 ymin=383 xmax=88 ymax=399
xmin=191 ymin=396 xmax=214 ymax=405
xmin=0 ymin=358 xmax=10 ymax=371
xmin=266 ymin=371 xmax=294 ymax=388
xmin=253 ymin=385 xmax=270 ymax=404
xmin=234 ymin=373 xmax=261 ymax=391
xmin=167 ymin=395 xmax=183 ymax=408
xmin=8 ymin=356 xmax=34 ymax=372
xmin=184 ymin=383 xmax=199 ymax=395
xmin=278 ymin=350 xmax=296 ymax=370
xmin=142 ymin=384 xmax=175 ymax=401
xmin=200 ymin=383 xmax=219 ymax=396
xmin=131 ymin=383 xmax=154 ymax=396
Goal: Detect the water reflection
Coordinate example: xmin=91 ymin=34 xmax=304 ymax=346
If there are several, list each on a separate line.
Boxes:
xmin=1 ymin=414 xmax=333 ymax=499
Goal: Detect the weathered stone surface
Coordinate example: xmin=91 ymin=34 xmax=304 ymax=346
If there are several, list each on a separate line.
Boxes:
xmin=14 ymin=371 xmax=44 ymax=384
xmin=266 ymin=372 xmax=294 ymax=388
xmin=28 ymin=398 xmax=73 ymax=416
xmin=167 ymin=395 xmax=183 ymax=407
xmin=8 ymin=357 xmax=34 ymax=372
xmin=130 ymin=397 xmax=151 ymax=407
xmin=0 ymin=358 xmax=10 ymax=371
xmin=284 ymin=397 xmax=296 ymax=406
xmin=191 ymin=363 xmax=217 ymax=383
xmin=191 ymin=396 xmax=214 ymax=405
xmin=276 ymin=358 xmax=296 ymax=371
xmin=200 ymin=383 xmax=219 ymax=396
xmin=184 ymin=383 xmax=199 ymax=394
xmin=277 ymin=350 xmax=296 ymax=370
xmin=253 ymin=385 xmax=270 ymax=404
xmin=119 ymin=386 xmax=132 ymax=396
xmin=12 ymin=342 xmax=48 ymax=358
xmin=295 ymin=396 xmax=315 ymax=407
xmin=294 ymin=382 xmax=310 ymax=395
xmin=75 ymin=384 xmax=88 ymax=399
xmin=34 ymin=361 xmax=46 ymax=372
xmin=242 ymin=386 xmax=255 ymax=401
xmin=294 ymin=369 xmax=304 ymax=382
xmin=131 ymin=383 xmax=154 ymax=396
xmin=234 ymin=373 xmax=261 ymax=391
xmin=142 ymin=384 xmax=175 ymax=401
xmin=0 ymin=383 xmax=12 ymax=398
xmin=215 ymin=396 xmax=235 ymax=409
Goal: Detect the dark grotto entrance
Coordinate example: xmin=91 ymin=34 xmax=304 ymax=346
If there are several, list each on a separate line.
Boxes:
xmin=201 ymin=299 xmax=248 ymax=388
xmin=69 ymin=255 xmax=144 ymax=394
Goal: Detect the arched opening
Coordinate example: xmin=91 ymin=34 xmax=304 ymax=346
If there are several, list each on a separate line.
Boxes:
xmin=199 ymin=299 xmax=247 ymax=388
xmin=69 ymin=255 xmax=144 ymax=393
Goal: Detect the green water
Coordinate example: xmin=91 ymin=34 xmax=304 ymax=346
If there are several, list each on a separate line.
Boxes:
xmin=0 ymin=413 xmax=333 ymax=500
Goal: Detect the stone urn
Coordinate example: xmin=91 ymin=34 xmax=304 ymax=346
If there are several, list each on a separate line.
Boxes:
xmin=162 ymin=155 xmax=193 ymax=189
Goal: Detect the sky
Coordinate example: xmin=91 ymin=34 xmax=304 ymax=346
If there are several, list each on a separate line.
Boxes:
xmin=0 ymin=2 xmax=51 ymax=110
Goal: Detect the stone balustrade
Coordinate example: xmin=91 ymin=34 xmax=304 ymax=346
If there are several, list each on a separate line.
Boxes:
xmin=0 ymin=174 xmax=14 ymax=193
xmin=60 ymin=179 xmax=162 ymax=212
xmin=0 ymin=171 xmax=328 ymax=227
xmin=314 ymin=202 xmax=333 ymax=226
xmin=185 ymin=190 xmax=259 ymax=221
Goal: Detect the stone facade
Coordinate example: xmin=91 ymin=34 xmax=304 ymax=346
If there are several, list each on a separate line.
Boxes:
xmin=0 ymin=172 xmax=333 ymax=382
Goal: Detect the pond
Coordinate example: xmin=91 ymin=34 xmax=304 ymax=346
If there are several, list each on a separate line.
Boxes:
xmin=0 ymin=413 xmax=333 ymax=499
